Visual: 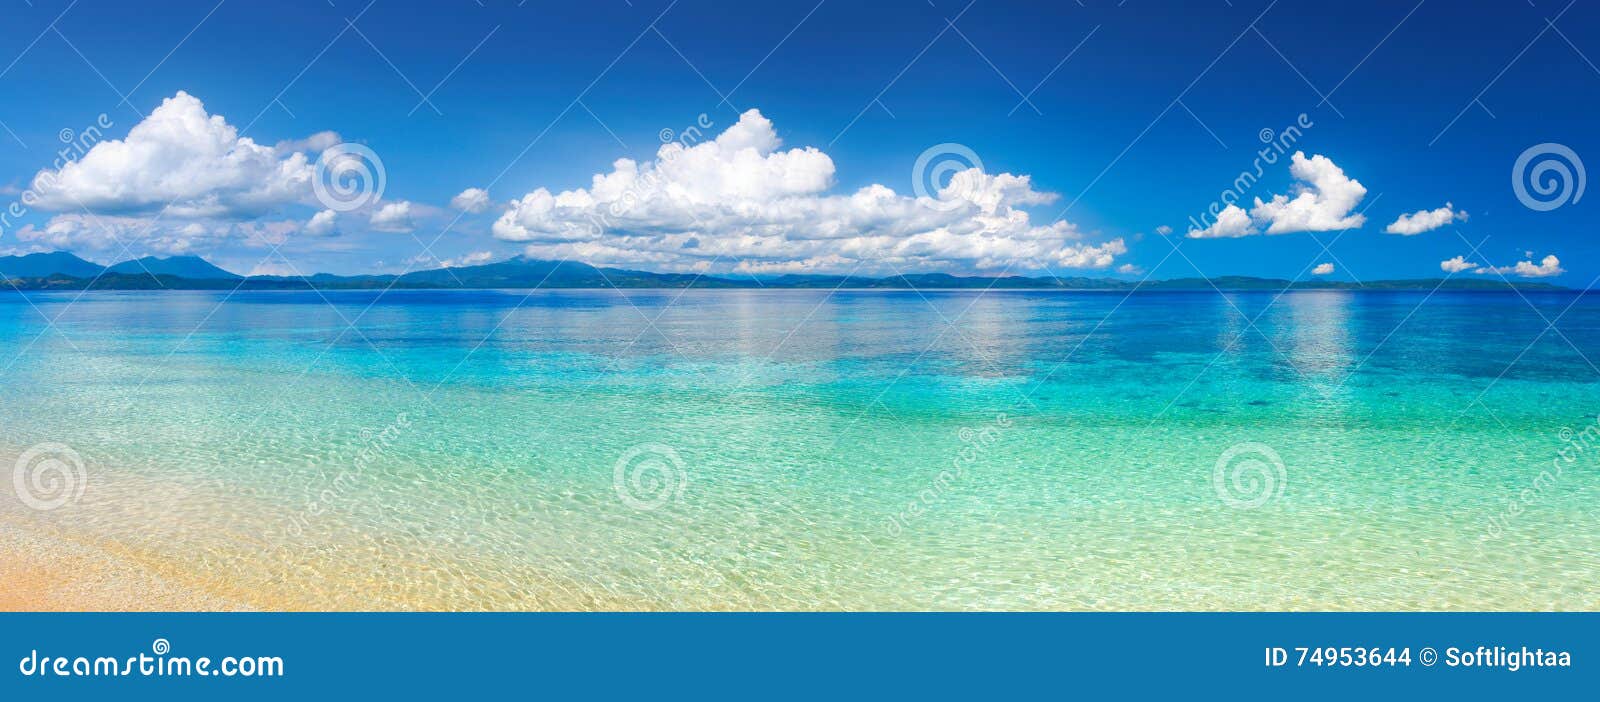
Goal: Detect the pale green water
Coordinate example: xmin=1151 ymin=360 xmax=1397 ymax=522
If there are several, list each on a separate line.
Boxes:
xmin=1 ymin=289 xmax=1597 ymax=609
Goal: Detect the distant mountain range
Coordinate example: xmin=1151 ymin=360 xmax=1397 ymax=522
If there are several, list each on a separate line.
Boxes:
xmin=0 ymin=252 xmax=241 ymax=282
xmin=0 ymin=251 xmax=1570 ymax=291
xmin=105 ymin=255 xmax=241 ymax=280
xmin=0 ymin=251 xmax=106 ymax=279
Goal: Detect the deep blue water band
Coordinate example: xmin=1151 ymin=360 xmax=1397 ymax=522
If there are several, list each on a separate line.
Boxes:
xmin=1 ymin=613 xmax=1593 ymax=699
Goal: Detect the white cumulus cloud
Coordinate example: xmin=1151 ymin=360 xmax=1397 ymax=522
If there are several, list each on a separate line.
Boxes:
xmin=451 ymin=187 xmax=491 ymax=213
xmin=19 ymin=91 xmax=381 ymax=255
xmin=306 ymin=209 xmax=337 ymax=236
xmin=273 ymin=131 xmax=342 ymax=156
xmin=1251 ymin=152 xmax=1367 ymax=234
xmin=1440 ymin=255 xmax=1478 ymax=273
xmin=246 ymin=261 xmax=298 ymax=277
xmin=1189 ymin=204 xmax=1255 ymax=238
xmin=491 ymin=109 xmax=1124 ymax=274
xmin=444 ymin=251 xmax=494 ymax=268
xmin=407 ymin=250 xmax=497 ymax=269
xmin=369 ymin=201 xmax=416 ymax=233
xmin=17 ymin=214 xmax=230 ymax=254
xmin=30 ymin=91 xmax=321 ymax=219
xmin=1476 ymin=254 xmax=1565 ymax=278
xmin=1386 ymin=202 xmax=1466 ymax=235
xmin=1312 ymin=262 xmax=1334 ymax=275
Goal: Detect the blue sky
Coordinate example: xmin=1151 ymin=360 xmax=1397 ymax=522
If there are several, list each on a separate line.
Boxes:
xmin=0 ymin=0 xmax=1595 ymax=282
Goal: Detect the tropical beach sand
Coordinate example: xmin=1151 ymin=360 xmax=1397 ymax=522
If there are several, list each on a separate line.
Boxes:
xmin=0 ymin=520 xmax=242 ymax=611
xmin=0 ymin=466 xmax=645 ymax=612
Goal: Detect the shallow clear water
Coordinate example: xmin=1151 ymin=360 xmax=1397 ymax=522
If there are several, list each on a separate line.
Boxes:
xmin=2 ymin=288 xmax=1597 ymax=610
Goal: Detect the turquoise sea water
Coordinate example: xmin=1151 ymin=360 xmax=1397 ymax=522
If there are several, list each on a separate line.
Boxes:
xmin=2 ymin=288 xmax=1598 ymax=610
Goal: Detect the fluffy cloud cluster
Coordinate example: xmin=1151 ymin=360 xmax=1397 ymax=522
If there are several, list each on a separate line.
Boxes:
xmin=451 ymin=188 xmax=491 ymax=213
xmin=31 ymin=92 xmax=318 ymax=218
xmin=491 ymin=109 xmax=1123 ymax=273
xmin=1479 ymin=254 xmax=1564 ymax=278
xmin=411 ymin=250 xmax=494 ymax=269
xmin=18 ymin=91 xmax=426 ymax=255
xmin=273 ymin=131 xmax=341 ymax=156
xmin=1440 ymin=254 xmax=1566 ymax=278
xmin=1440 ymin=255 xmax=1477 ymax=273
xmin=16 ymin=215 xmax=220 ymax=254
xmin=1192 ymin=204 xmax=1254 ymax=238
xmin=1312 ymin=262 xmax=1335 ymax=275
xmin=1188 ymin=152 xmax=1367 ymax=238
xmin=1386 ymin=202 xmax=1466 ymax=235
xmin=369 ymin=201 xmax=416 ymax=233
xmin=306 ymin=209 xmax=338 ymax=236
